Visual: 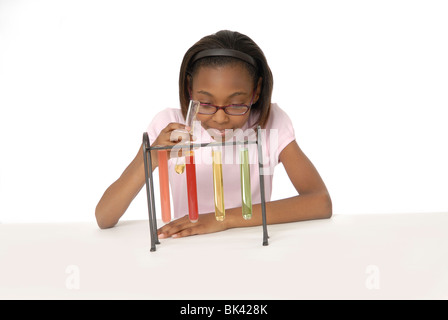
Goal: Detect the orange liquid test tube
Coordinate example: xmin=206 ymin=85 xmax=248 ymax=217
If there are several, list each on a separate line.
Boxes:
xmin=157 ymin=150 xmax=171 ymax=223
xmin=186 ymin=151 xmax=199 ymax=223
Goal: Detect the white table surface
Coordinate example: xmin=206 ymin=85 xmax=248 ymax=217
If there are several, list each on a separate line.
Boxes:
xmin=1 ymin=213 xmax=447 ymax=300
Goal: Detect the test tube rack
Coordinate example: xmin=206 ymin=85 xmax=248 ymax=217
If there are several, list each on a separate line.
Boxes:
xmin=142 ymin=125 xmax=268 ymax=252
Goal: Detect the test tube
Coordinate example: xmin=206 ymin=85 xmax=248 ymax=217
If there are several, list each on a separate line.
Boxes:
xmin=157 ymin=150 xmax=171 ymax=223
xmin=185 ymin=100 xmax=200 ymax=133
xmin=185 ymin=150 xmax=199 ymax=223
xmin=212 ymin=148 xmax=225 ymax=221
xmin=173 ymin=100 xmax=200 ymax=175
xmin=174 ymin=156 xmax=185 ymax=174
xmin=240 ymin=147 xmax=252 ymax=220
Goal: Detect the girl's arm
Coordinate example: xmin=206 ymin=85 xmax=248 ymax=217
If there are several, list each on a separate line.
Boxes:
xmin=95 ymin=123 xmax=188 ymax=229
xmin=228 ymin=139 xmax=332 ymax=227
xmin=95 ymin=145 xmax=153 ymax=229
xmin=157 ymin=140 xmax=332 ymax=238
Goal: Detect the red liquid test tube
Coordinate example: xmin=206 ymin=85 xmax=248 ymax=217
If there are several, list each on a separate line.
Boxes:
xmin=158 ymin=150 xmax=171 ymax=223
xmin=185 ymin=151 xmax=199 ymax=223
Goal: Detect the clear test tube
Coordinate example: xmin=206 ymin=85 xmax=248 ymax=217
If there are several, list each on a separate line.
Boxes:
xmin=240 ymin=147 xmax=252 ymax=220
xmin=212 ymin=148 xmax=225 ymax=221
xmin=172 ymin=100 xmax=200 ymax=175
xmin=157 ymin=150 xmax=171 ymax=223
xmin=185 ymin=150 xmax=199 ymax=223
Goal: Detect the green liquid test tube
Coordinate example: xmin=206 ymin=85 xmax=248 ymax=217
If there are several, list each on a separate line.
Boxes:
xmin=240 ymin=147 xmax=252 ymax=220
xmin=212 ymin=149 xmax=225 ymax=221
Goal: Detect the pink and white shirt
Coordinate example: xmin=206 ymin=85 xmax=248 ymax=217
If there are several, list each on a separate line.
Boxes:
xmin=147 ymin=103 xmax=296 ymax=219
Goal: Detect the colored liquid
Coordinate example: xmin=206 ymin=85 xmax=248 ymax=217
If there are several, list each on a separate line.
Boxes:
xmin=240 ymin=148 xmax=252 ymax=220
xmin=174 ymin=162 xmax=185 ymax=174
xmin=185 ymin=151 xmax=199 ymax=223
xmin=212 ymin=149 xmax=225 ymax=221
xmin=158 ymin=150 xmax=171 ymax=223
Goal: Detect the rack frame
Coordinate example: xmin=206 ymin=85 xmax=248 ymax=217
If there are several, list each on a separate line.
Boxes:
xmin=142 ymin=125 xmax=268 ymax=252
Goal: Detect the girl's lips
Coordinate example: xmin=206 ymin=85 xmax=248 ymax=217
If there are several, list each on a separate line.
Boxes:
xmin=207 ymin=128 xmax=234 ymax=140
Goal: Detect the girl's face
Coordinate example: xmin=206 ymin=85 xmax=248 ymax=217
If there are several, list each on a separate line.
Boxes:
xmin=190 ymin=64 xmax=261 ymax=140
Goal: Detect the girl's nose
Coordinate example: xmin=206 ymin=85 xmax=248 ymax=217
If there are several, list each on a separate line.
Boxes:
xmin=212 ymin=109 xmax=229 ymax=124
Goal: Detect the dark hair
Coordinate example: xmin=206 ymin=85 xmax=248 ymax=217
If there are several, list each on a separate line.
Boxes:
xmin=179 ymin=30 xmax=273 ymax=128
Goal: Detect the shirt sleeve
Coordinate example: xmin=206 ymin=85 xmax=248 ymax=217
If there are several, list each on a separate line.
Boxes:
xmin=266 ymin=103 xmax=296 ymax=165
xmin=146 ymin=108 xmax=184 ymax=144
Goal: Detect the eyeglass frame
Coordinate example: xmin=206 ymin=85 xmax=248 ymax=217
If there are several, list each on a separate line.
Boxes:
xmin=195 ymin=91 xmax=255 ymax=116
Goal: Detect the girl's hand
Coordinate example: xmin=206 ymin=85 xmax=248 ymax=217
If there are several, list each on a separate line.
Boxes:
xmin=152 ymin=122 xmax=189 ymax=147
xmin=151 ymin=122 xmax=191 ymax=159
xmin=157 ymin=213 xmax=228 ymax=239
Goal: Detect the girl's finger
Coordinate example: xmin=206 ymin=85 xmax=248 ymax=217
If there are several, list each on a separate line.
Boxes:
xmin=172 ymin=226 xmax=199 ymax=238
xmin=170 ymin=129 xmax=190 ymax=142
xmin=162 ymin=122 xmax=186 ymax=134
xmin=158 ymin=217 xmax=190 ymax=237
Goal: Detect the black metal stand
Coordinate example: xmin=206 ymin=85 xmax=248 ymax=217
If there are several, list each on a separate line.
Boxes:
xmin=142 ymin=125 xmax=268 ymax=252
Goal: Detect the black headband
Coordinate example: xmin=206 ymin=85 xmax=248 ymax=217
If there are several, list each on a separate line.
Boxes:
xmin=190 ymin=48 xmax=257 ymax=69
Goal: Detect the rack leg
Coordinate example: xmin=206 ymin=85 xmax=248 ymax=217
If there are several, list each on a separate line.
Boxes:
xmin=143 ymin=133 xmax=159 ymax=252
xmin=146 ymin=144 xmax=160 ymax=245
xmin=257 ymin=126 xmax=269 ymax=246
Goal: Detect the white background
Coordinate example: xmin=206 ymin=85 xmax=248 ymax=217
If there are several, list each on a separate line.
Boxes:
xmin=1 ymin=0 xmax=447 ymax=223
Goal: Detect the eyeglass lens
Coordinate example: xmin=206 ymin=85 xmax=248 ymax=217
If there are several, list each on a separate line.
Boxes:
xmin=198 ymin=104 xmax=249 ymax=115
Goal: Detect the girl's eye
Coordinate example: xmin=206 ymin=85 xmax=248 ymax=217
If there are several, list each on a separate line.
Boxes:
xmin=198 ymin=103 xmax=216 ymax=114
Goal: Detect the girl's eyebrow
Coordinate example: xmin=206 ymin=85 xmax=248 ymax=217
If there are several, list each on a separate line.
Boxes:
xmin=196 ymin=90 xmax=213 ymax=97
xmin=196 ymin=90 xmax=248 ymax=98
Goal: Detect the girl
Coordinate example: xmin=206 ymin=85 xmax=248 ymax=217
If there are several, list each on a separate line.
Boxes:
xmin=95 ymin=30 xmax=332 ymax=238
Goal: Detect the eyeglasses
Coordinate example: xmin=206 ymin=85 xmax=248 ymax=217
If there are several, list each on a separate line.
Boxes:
xmin=197 ymin=93 xmax=255 ymax=116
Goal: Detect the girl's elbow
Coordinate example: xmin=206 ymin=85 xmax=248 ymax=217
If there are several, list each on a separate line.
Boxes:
xmin=322 ymin=192 xmax=332 ymax=219
xmin=310 ymin=191 xmax=332 ymax=219
xmin=97 ymin=219 xmax=116 ymax=230
xmin=95 ymin=206 xmax=118 ymax=229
